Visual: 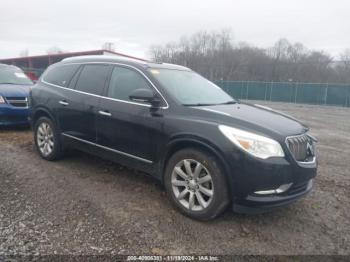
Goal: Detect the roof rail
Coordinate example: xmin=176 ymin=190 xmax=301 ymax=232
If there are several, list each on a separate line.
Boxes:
xmin=62 ymin=55 xmax=149 ymax=65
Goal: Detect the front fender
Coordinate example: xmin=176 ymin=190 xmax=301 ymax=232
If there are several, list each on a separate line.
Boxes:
xmin=31 ymin=106 xmax=57 ymax=127
xmin=159 ymin=134 xmax=235 ymax=196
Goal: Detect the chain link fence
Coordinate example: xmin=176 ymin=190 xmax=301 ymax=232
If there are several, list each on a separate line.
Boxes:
xmin=216 ymin=81 xmax=350 ymax=107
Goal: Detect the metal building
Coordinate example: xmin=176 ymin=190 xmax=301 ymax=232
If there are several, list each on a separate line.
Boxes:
xmin=0 ymin=49 xmax=146 ymax=81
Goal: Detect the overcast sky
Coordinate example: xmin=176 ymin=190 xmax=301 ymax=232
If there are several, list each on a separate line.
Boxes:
xmin=1 ymin=0 xmax=349 ymax=59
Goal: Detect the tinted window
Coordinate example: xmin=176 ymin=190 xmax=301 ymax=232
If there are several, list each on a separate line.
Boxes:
xmin=75 ymin=64 xmax=110 ymax=95
xmin=44 ymin=64 xmax=80 ymax=87
xmin=67 ymin=66 xmax=82 ymax=89
xmin=108 ymin=66 xmax=151 ymax=101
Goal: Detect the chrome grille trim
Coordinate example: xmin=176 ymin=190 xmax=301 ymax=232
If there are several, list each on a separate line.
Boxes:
xmin=5 ymin=97 xmax=28 ymax=108
xmin=286 ymin=133 xmax=315 ymax=164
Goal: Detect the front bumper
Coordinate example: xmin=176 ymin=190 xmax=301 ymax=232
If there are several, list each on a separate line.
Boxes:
xmin=0 ymin=105 xmax=30 ymax=126
xmin=233 ymin=179 xmax=313 ymax=214
xmin=223 ymin=147 xmax=317 ymax=214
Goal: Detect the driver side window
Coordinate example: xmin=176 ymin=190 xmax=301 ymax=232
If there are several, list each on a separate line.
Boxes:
xmin=108 ymin=66 xmax=151 ymax=102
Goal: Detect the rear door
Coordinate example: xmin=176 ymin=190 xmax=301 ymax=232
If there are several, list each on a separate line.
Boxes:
xmin=58 ymin=63 xmax=111 ymax=143
xmin=42 ymin=63 xmax=80 ymax=131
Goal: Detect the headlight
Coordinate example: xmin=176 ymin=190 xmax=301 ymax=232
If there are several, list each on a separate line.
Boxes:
xmin=218 ymin=125 xmax=285 ymax=159
xmin=0 ymin=95 xmax=6 ymax=104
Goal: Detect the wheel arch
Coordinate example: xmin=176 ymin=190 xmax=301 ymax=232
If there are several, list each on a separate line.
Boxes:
xmin=32 ymin=107 xmax=56 ymax=127
xmin=160 ymin=136 xmax=234 ymax=196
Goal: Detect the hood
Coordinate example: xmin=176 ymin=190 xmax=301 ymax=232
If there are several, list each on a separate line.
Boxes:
xmin=0 ymin=84 xmax=30 ymax=98
xmin=191 ymin=102 xmax=308 ymax=138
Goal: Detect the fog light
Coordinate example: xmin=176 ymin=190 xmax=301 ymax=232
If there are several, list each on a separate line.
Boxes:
xmin=254 ymin=183 xmax=293 ymax=195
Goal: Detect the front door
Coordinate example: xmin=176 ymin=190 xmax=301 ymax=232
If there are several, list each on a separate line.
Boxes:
xmin=96 ymin=65 xmax=164 ymax=166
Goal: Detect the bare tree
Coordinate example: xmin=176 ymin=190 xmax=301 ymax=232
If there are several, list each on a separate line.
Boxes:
xmin=19 ymin=49 xmax=29 ymax=57
xmin=335 ymin=49 xmax=350 ymax=83
xmin=102 ymin=42 xmax=115 ymax=51
xmin=340 ymin=49 xmax=350 ymax=67
xmin=46 ymin=46 xmax=64 ymax=55
xmin=149 ymin=29 xmax=349 ymax=83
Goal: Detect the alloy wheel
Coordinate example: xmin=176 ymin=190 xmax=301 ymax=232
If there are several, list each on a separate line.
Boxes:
xmin=171 ymin=159 xmax=214 ymax=211
xmin=37 ymin=122 xmax=54 ymax=156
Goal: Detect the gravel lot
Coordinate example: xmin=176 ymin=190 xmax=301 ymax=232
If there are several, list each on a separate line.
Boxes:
xmin=0 ymin=101 xmax=350 ymax=256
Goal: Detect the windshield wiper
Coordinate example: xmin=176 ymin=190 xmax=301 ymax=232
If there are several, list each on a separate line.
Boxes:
xmin=218 ymin=100 xmax=237 ymax=105
xmin=0 ymin=82 xmax=31 ymax=86
xmin=183 ymin=100 xmax=238 ymax=106
xmin=183 ymin=103 xmax=217 ymax=106
xmin=184 ymin=100 xmax=237 ymax=106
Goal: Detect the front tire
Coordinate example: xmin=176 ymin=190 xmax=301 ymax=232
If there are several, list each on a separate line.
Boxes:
xmin=34 ymin=117 xmax=63 ymax=161
xmin=164 ymin=148 xmax=229 ymax=220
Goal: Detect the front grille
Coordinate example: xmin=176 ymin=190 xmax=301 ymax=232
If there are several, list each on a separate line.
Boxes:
xmin=286 ymin=134 xmax=315 ymax=162
xmin=5 ymin=97 xmax=28 ymax=108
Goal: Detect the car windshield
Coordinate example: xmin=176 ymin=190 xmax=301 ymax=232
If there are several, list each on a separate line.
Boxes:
xmin=0 ymin=66 xmax=33 ymax=85
xmin=149 ymin=68 xmax=236 ymax=106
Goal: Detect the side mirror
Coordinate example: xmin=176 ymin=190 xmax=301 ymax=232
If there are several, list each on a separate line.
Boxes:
xmin=129 ymin=88 xmax=161 ymax=108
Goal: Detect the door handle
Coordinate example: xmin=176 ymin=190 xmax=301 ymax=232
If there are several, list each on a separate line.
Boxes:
xmin=59 ymin=100 xmax=69 ymax=106
xmin=98 ymin=110 xmax=112 ymax=117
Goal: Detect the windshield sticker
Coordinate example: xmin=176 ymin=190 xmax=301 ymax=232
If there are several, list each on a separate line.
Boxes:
xmin=150 ymin=69 xmax=160 ymax=75
xmin=15 ymin=72 xmax=27 ymax=78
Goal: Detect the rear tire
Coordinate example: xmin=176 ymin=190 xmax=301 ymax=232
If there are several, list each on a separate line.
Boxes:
xmin=164 ymin=148 xmax=229 ymax=220
xmin=34 ymin=117 xmax=64 ymax=161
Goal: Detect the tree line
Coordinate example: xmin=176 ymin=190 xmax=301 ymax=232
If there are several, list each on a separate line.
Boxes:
xmin=149 ymin=29 xmax=350 ymax=84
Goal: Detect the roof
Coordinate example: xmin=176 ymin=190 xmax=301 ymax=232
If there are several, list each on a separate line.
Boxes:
xmin=0 ymin=49 xmax=147 ymax=62
xmin=60 ymin=55 xmax=191 ymax=71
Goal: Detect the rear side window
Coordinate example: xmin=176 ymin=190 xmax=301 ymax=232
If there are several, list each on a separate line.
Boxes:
xmin=75 ymin=64 xmax=110 ymax=95
xmin=107 ymin=66 xmax=151 ymax=101
xmin=43 ymin=64 xmax=80 ymax=87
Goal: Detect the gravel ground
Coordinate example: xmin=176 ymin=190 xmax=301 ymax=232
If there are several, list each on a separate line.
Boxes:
xmin=0 ymin=102 xmax=350 ymax=256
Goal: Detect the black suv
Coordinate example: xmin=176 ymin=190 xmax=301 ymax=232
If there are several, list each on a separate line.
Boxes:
xmin=30 ymin=56 xmax=317 ymax=220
